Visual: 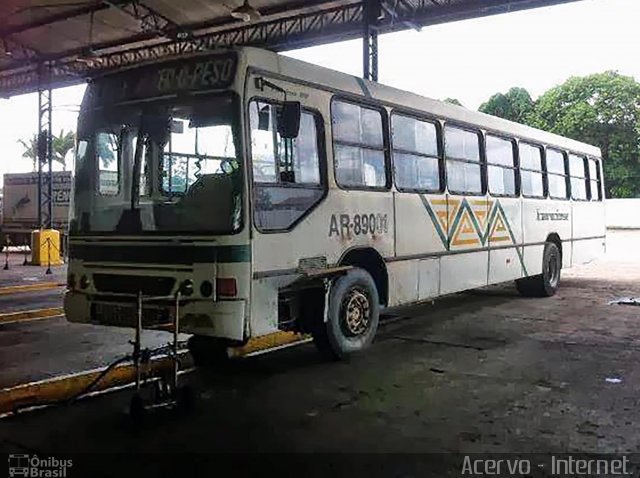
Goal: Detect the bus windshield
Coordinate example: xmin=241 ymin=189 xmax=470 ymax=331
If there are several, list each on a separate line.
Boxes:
xmin=72 ymin=93 xmax=243 ymax=235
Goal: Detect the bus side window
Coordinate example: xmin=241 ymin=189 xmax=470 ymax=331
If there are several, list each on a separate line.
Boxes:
xmin=96 ymin=131 xmax=120 ymax=196
xmin=391 ymin=113 xmax=440 ymax=192
xmin=444 ymin=125 xmax=482 ymax=194
xmin=588 ymin=158 xmax=602 ymax=201
xmin=249 ymin=101 xmax=321 ymax=185
xmin=486 ymin=135 xmax=517 ymax=196
xmin=568 ymin=153 xmax=588 ymax=200
xmin=546 ymin=148 xmax=568 ymax=200
xmin=519 ymin=143 xmax=544 ymax=198
xmin=249 ymin=99 xmax=325 ymax=231
xmin=332 ymin=100 xmax=387 ymax=189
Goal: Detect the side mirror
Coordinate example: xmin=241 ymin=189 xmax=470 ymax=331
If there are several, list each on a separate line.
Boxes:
xmin=170 ymin=119 xmax=184 ymax=134
xmin=277 ymin=101 xmax=301 ymax=139
xmin=258 ymin=105 xmax=270 ymax=131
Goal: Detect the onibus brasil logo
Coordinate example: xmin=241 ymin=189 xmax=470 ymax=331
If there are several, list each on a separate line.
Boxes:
xmin=8 ymin=455 xmax=72 ymax=477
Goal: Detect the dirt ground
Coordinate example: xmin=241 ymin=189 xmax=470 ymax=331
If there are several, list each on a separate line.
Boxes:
xmin=1 ymin=231 xmax=639 ymax=467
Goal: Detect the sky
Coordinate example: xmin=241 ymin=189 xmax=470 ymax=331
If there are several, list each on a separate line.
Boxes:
xmin=0 ymin=0 xmax=638 ymax=177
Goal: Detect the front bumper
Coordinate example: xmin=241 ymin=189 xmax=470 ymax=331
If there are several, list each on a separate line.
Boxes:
xmin=64 ymin=291 xmax=246 ymax=341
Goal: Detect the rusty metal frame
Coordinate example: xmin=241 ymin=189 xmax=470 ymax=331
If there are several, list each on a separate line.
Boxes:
xmin=0 ymin=0 xmax=583 ymax=97
xmin=363 ymin=0 xmax=380 ymax=81
xmin=37 ymin=63 xmax=53 ymax=229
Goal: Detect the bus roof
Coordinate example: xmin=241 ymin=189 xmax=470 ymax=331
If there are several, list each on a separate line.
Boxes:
xmin=243 ymin=47 xmax=602 ymax=158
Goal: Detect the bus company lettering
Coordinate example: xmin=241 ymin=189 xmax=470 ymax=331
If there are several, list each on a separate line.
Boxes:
xmin=329 ymin=213 xmax=389 ymax=237
xmin=536 ymin=210 xmax=569 ymax=221
xmin=157 ymin=58 xmax=235 ymax=92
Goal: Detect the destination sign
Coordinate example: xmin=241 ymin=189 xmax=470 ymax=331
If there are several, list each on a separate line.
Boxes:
xmin=91 ymin=52 xmax=238 ymax=104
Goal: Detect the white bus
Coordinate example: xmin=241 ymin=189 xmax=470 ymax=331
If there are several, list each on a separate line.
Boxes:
xmin=64 ymin=47 xmax=606 ymax=363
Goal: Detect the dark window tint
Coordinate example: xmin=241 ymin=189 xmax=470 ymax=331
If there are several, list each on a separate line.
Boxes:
xmin=392 ymin=114 xmax=440 ymax=191
xmin=486 ymin=135 xmax=516 ymax=196
xmin=332 ymin=101 xmax=386 ymax=188
xmin=445 ymin=125 xmax=482 ymax=194
xmin=249 ymin=100 xmax=324 ymax=231
xmin=518 ymin=142 xmax=544 ymax=198
xmin=546 ymin=148 xmax=568 ymax=199
xmin=568 ymin=153 xmax=588 ymax=200
xmin=588 ymin=158 xmax=602 ymax=201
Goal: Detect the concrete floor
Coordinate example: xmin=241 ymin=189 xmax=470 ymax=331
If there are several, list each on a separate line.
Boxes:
xmin=0 ymin=230 xmax=638 ymax=460
xmin=0 ymin=316 xmax=171 ymax=388
xmin=0 ymin=255 xmax=167 ymax=389
xmin=0 ymin=253 xmax=65 ymax=288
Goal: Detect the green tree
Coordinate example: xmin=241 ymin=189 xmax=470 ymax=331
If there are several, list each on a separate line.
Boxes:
xmin=96 ymin=133 xmax=116 ymax=167
xmin=443 ymin=98 xmax=464 ymax=107
xmin=51 ymin=129 xmax=75 ymax=171
xmin=17 ymin=130 xmax=76 ymax=171
xmin=479 ymin=87 xmax=534 ymax=125
xmin=530 ymin=72 xmax=640 ymax=198
xmin=17 ymin=134 xmax=38 ymax=171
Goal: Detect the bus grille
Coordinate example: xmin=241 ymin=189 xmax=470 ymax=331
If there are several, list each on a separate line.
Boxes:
xmin=92 ymin=302 xmax=172 ymax=328
xmin=93 ymin=274 xmax=176 ymax=296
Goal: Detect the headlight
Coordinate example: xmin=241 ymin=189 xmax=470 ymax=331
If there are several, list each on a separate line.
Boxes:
xmin=200 ymin=280 xmax=213 ymax=298
xmin=180 ymin=279 xmax=194 ymax=296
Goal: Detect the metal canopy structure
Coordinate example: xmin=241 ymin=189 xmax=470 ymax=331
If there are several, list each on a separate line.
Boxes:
xmin=1 ymin=0 xmax=582 ymax=230
xmin=0 ymin=0 xmax=584 ymax=98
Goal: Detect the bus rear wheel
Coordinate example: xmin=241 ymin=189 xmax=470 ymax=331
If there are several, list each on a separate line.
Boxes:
xmin=312 ymin=268 xmax=380 ymax=360
xmin=516 ymin=241 xmax=561 ymax=297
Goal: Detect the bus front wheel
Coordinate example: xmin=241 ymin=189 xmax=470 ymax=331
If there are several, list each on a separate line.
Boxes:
xmin=516 ymin=241 xmax=561 ymax=297
xmin=313 ymin=268 xmax=380 ymax=360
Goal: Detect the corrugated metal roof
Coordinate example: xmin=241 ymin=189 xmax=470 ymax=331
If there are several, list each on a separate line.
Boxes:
xmin=0 ymin=0 xmax=582 ymax=97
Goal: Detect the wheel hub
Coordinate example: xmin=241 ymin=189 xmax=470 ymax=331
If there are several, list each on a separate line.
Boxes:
xmin=342 ymin=288 xmax=370 ymax=337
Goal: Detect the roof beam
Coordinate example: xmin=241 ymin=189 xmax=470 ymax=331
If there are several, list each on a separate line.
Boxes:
xmin=1 ymin=36 xmax=40 ymax=62
xmin=69 ymin=2 xmax=364 ymax=72
xmin=0 ymin=1 xmax=126 ymax=38
xmin=0 ymin=0 xmax=339 ymax=39
xmin=0 ymin=0 xmax=585 ymax=97
xmin=103 ymin=0 xmax=190 ymax=40
xmin=0 ymin=0 xmax=351 ymax=71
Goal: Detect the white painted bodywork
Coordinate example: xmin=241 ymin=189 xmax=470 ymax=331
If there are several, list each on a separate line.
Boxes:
xmin=244 ymin=48 xmax=605 ymax=339
xmin=65 ymin=47 xmax=606 ymax=342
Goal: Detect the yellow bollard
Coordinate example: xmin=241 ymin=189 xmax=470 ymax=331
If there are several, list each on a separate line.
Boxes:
xmin=31 ymin=229 xmax=63 ymax=267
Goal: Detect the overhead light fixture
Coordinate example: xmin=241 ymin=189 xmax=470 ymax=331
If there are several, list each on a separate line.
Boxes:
xmin=0 ymin=40 xmax=13 ymax=58
xmin=230 ymin=0 xmax=261 ymax=23
xmin=74 ymin=48 xmax=98 ymax=65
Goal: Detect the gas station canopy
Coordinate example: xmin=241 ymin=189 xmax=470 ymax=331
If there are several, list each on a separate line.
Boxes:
xmin=0 ymin=0 xmax=580 ymax=97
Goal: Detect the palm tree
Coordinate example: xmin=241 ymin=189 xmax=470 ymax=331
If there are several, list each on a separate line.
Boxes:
xmin=18 ymin=130 xmax=76 ymax=171
xmin=17 ymin=134 xmax=38 ymax=171
xmin=52 ymin=129 xmax=75 ymax=171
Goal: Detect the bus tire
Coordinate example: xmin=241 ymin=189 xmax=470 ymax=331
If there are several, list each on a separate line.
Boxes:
xmin=516 ymin=242 xmax=561 ymax=297
xmin=187 ymin=335 xmax=230 ymax=368
xmin=313 ymin=268 xmax=380 ymax=360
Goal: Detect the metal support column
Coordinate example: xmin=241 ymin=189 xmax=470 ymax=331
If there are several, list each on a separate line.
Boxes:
xmin=363 ymin=0 xmax=380 ymax=82
xmin=37 ymin=63 xmax=53 ymax=230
